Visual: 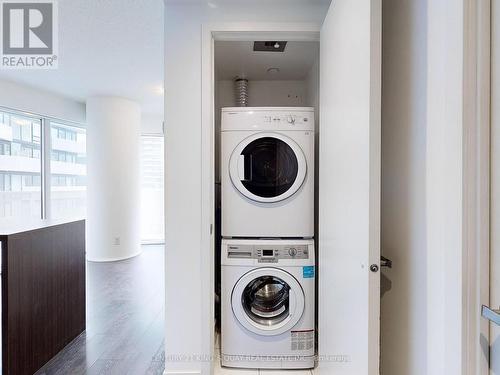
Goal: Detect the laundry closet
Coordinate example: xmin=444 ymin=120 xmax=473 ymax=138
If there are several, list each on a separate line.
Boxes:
xmin=213 ymin=40 xmax=320 ymax=371
xmin=164 ymin=1 xmax=383 ymax=373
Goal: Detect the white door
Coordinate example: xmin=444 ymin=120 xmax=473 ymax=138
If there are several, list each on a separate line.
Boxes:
xmin=318 ymin=0 xmax=381 ymax=374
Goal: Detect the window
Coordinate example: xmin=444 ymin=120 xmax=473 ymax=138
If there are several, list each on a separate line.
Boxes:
xmin=0 ymin=108 xmax=86 ymax=222
xmin=0 ymin=142 xmax=11 ymax=155
xmin=140 ymin=135 xmax=164 ymax=242
xmin=50 ymin=122 xmax=87 ymax=219
xmin=0 ymin=111 xmax=42 ymax=220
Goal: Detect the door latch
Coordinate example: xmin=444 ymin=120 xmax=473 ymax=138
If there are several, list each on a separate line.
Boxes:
xmin=370 ymin=256 xmax=393 ymax=273
xmin=381 ymin=256 xmax=393 ymax=269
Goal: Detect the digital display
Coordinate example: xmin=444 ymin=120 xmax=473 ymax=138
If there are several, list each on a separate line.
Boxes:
xmin=262 ymin=249 xmax=274 ymax=257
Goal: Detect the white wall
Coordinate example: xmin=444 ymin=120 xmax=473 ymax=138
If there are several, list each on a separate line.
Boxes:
xmin=0 ymin=79 xmax=85 ymax=123
xmin=164 ymin=2 xmax=329 ymax=374
xmin=305 ymin=58 xmax=319 ymax=124
xmin=380 ymin=1 xmax=427 ymax=374
xmin=217 ymin=79 xmax=308 ymax=108
xmin=142 ymin=113 xmax=164 ymax=134
xmin=86 ymin=97 xmax=142 ymax=262
xmin=382 ymin=1 xmax=468 ymax=374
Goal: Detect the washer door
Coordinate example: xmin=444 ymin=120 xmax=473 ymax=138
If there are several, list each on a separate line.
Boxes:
xmin=231 ymin=268 xmax=305 ymax=336
xmin=229 ymin=132 xmax=307 ymax=203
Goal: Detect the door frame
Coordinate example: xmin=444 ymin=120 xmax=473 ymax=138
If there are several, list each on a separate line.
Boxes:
xmin=200 ymin=22 xmax=321 ymax=375
xmin=462 ymin=0 xmax=491 ymax=373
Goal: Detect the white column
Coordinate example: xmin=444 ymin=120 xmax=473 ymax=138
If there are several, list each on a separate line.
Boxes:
xmin=86 ymin=97 xmax=141 ymax=262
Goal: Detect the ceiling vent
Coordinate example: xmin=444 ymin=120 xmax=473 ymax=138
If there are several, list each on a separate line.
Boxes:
xmin=253 ymin=41 xmax=288 ymax=52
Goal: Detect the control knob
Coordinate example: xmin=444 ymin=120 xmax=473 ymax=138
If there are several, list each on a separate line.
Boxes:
xmin=288 ymin=248 xmax=297 ymax=257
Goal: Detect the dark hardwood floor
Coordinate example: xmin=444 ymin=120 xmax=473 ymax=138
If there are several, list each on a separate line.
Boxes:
xmin=35 ymin=245 xmax=165 ymax=375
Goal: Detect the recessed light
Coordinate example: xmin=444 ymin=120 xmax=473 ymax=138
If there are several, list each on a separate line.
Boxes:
xmin=267 ymin=67 xmax=280 ymax=74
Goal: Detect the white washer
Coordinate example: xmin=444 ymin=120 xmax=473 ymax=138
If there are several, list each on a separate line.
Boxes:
xmin=221 ymin=238 xmax=315 ymax=369
xmin=221 ymin=107 xmax=315 ymax=238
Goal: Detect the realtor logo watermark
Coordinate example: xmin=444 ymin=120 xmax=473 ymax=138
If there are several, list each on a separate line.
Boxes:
xmin=1 ymin=0 xmax=58 ymax=69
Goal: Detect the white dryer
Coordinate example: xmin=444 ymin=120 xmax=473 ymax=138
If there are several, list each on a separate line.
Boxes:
xmin=221 ymin=238 xmax=315 ymax=369
xmin=221 ymin=107 xmax=315 ymax=238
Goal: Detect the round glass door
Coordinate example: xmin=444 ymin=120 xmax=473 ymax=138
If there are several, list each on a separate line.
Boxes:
xmin=232 ymin=268 xmax=305 ymax=336
xmin=242 ymin=275 xmax=290 ymax=326
xmin=229 ymin=133 xmax=307 ymax=203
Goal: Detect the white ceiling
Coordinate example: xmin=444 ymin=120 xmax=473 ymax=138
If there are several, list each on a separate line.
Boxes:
xmin=215 ymin=41 xmax=319 ymax=81
xmin=0 ymin=0 xmax=164 ymax=116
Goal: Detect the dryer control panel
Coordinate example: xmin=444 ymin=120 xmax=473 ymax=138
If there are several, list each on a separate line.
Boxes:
xmin=227 ymin=244 xmax=309 ymax=263
xmin=262 ymin=114 xmax=311 ymax=126
xmin=221 ymin=107 xmax=315 ymax=132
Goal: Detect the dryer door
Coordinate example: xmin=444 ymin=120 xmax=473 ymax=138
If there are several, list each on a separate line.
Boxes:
xmin=231 ymin=267 xmax=305 ymax=336
xmin=229 ymin=132 xmax=307 ymax=203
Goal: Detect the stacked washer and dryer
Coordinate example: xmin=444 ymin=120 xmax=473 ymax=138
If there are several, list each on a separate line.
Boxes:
xmin=220 ymin=107 xmax=316 ymax=369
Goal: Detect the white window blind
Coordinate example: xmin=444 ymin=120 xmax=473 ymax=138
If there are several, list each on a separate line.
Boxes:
xmin=140 ymin=135 xmax=164 ymax=243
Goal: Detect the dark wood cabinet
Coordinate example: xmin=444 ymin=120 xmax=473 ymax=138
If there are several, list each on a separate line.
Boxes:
xmin=0 ymin=219 xmax=86 ymax=375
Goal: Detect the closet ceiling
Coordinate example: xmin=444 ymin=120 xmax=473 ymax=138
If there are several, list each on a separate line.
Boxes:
xmin=215 ymin=41 xmax=319 ymax=81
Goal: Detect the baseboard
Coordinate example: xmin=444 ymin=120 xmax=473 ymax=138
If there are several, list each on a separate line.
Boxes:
xmin=163 ymin=371 xmax=202 ymax=375
xmin=86 ymin=249 xmax=142 ymax=262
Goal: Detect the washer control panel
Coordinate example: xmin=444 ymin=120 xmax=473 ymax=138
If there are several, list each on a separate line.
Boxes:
xmin=227 ymin=244 xmax=309 ymax=262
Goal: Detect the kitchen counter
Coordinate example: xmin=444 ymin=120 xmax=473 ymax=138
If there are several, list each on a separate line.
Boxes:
xmin=0 ymin=217 xmax=84 ymax=236
xmin=0 ymin=219 xmax=86 ymax=375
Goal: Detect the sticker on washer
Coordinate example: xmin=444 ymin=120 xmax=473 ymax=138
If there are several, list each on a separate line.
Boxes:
xmin=303 ymin=266 xmax=315 ymax=278
xmin=291 ymin=330 xmax=314 ymax=351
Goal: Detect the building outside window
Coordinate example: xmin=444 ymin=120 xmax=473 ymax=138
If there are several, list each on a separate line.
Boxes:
xmin=0 ymin=108 xmax=86 ymax=222
xmin=50 ymin=122 xmax=87 ymax=219
xmin=0 ymin=111 xmax=42 ymax=219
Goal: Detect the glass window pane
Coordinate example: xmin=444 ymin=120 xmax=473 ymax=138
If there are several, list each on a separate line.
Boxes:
xmin=50 ymin=122 xmax=87 ymax=219
xmin=0 ymin=111 xmax=42 ymax=221
xmin=141 ymin=135 xmax=164 ymax=242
